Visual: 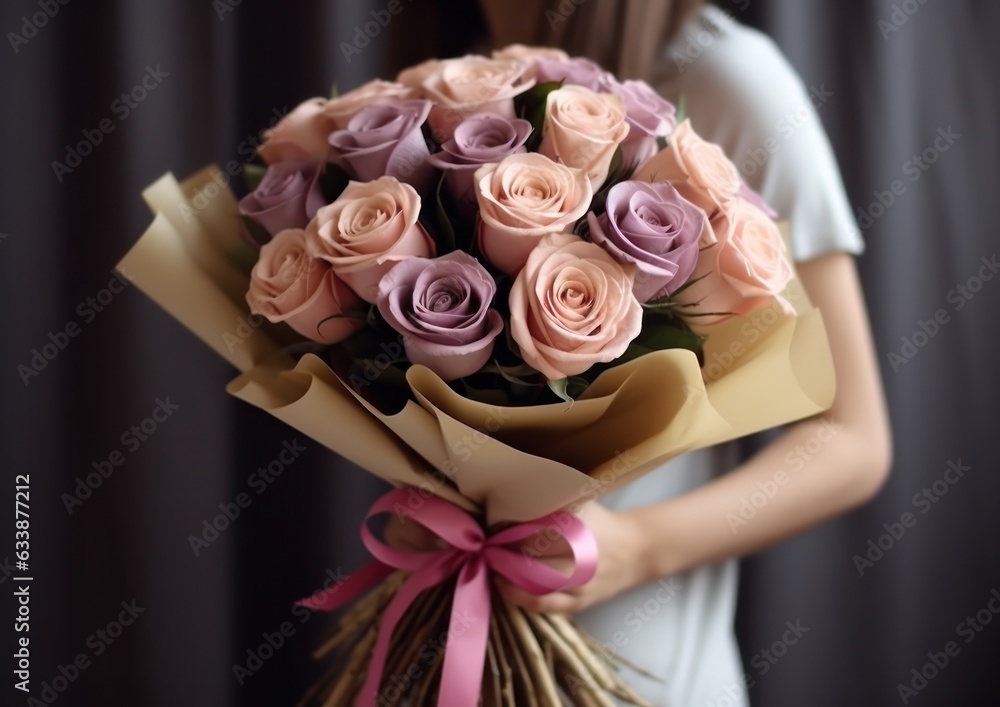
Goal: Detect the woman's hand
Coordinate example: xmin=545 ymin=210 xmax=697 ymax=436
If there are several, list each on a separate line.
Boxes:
xmin=496 ymin=501 xmax=653 ymax=614
xmin=383 ymin=500 xmax=655 ymax=614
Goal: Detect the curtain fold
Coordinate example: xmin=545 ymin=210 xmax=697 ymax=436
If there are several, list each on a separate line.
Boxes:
xmin=736 ymin=2 xmax=1000 ymax=705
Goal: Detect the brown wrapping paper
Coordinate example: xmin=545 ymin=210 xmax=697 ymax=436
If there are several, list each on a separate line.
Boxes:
xmin=119 ymin=168 xmax=835 ymax=524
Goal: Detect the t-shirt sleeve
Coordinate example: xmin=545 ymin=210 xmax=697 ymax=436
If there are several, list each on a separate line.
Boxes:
xmin=668 ymin=11 xmax=865 ymax=262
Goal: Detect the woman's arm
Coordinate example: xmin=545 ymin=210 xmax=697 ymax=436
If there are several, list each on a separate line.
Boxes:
xmin=500 ymin=253 xmax=893 ymax=612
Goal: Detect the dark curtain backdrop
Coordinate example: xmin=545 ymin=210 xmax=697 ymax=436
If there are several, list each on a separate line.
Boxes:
xmin=1 ymin=1 xmax=997 ymax=705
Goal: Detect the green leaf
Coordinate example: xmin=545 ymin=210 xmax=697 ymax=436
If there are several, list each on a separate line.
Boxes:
xmin=318 ymin=163 xmax=352 ymax=204
xmin=546 ymin=376 xmax=590 ymax=404
xmin=518 ymin=80 xmax=563 ymax=152
xmin=240 ymin=215 xmax=271 ymax=247
xmin=434 ymin=172 xmax=457 ymax=254
xmin=675 ymin=92 xmax=688 ymax=124
xmin=634 ymin=323 xmax=705 ymax=355
xmin=547 ymin=377 xmax=572 ymax=404
xmin=228 ymin=245 xmax=259 ymax=277
xmin=243 ymin=163 xmax=267 ymax=193
xmin=614 ymin=342 xmax=655 ymax=365
xmin=601 ymin=145 xmax=625 ymax=188
xmin=641 ymin=294 xmax=677 ymax=310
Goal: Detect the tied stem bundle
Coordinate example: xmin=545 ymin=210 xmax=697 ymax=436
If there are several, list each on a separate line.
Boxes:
xmin=301 ymin=574 xmax=652 ymax=706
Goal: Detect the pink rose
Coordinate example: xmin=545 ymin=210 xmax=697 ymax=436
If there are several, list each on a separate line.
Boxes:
xmin=633 ymin=119 xmax=741 ymax=217
xmin=475 ymin=152 xmax=593 ymax=276
xmin=673 ymin=197 xmax=793 ymax=332
xmin=492 ymin=44 xmax=571 ymax=64
xmin=237 ymin=160 xmax=325 ymax=245
xmin=396 ymin=59 xmax=444 ymax=96
xmin=538 ymin=85 xmax=630 ymax=189
xmin=307 ymin=177 xmax=435 ymax=303
xmin=492 ymin=45 xmax=571 ymax=79
xmin=427 ymin=112 xmax=533 ymax=218
xmin=509 ymin=232 xmax=642 ymax=380
xmin=257 ymin=98 xmax=336 ymax=165
xmin=246 ymin=228 xmax=363 ymax=344
xmin=322 ymin=80 xmax=415 ymax=130
xmin=328 ymin=100 xmax=434 ymax=190
xmin=422 ymin=56 xmax=535 ymax=141
xmin=377 ymin=252 xmax=503 ymax=382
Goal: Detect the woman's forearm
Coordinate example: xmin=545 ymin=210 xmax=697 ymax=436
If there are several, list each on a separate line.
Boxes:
xmin=625 ymin=254 xmax=892 ymax=582
xmin=626 ymin=413 xmax=888 ymax=581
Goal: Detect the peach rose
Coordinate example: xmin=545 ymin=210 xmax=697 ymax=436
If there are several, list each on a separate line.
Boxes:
xmin=509 ymin=233 xmax=642 ymax=381
xmin=538 ymin=85 xmax=630 ymax=189
xmin=492 ymin=44 xmax=571 ymax=67
xmin=306 ymin=177 xmax=435 ymax=303
xmin=422 ymin=56 xmax=535 ymax=141
xmin=322 ymin=80 xmax=415 ymax=130
xmin=396 ymin=59 xmax=444 ymax=96
xmin=475 ymin=152 xmax=593 ymax=276
xmin=633 ymin=119 xmax=741 ymax=218
xmin=673 ymin=197 xmax=794 ymax=332
xmin=258 ymin=98 xmax=337 ymax=165
xmin=246 ymin=228 xmax=363 ymax=344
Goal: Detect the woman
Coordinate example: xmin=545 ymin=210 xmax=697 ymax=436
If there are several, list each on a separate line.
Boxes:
xmin=391 ymin=2 xmax=892 ymax=704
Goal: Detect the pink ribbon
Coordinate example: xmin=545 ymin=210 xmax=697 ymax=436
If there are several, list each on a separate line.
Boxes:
xmin=297 ymin=487 xmax=598 ymax=707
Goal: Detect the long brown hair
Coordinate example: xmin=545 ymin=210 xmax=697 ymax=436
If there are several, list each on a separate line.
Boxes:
xmin=478 ymin=0 xmax=705 ymax=81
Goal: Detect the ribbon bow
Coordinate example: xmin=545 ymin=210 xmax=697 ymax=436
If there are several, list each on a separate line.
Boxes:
xmin=298 ymin=487 xmax=598 ymax=707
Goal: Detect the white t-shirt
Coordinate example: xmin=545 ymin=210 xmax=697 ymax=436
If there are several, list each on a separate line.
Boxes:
xmin=574 ymin=6 xmax=864 ymax=706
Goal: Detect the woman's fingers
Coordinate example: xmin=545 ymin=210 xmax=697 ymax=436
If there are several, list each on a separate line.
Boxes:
xmin=495 ymin=578 xmax=581 ymax=614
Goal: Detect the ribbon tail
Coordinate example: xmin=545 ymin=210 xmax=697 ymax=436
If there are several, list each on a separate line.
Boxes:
xmin=295 ymin=560 xmax=395 ymax=612
xmin=357 ymin=559 xmax=460 ymax=707
xmin=437 ymin=555 xmax=492 ymax=707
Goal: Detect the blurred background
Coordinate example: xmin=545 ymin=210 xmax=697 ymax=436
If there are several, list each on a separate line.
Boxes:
xmin=1 ymin=0 xmax=998 ymax=705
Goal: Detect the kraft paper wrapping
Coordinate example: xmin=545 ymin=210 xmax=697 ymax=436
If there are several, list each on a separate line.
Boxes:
xmin=119 ymin=168 xmax=836 ymax=524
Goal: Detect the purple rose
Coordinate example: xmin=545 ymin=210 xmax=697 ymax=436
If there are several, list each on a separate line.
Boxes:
xmin=534 ymin=57 xmax=615 ymax=92
xmin=427 ymin=112 xmax=533 ymax=217
xmin=588 ymin=180 xmax=710 ymax=302
xmin=237 ymin=160 xmax=325 ymax=246
xmin=376 ymin=251 xmax=503 ymax=382
xmin=612 ymin=80 xmax=677 ymax=169
xmin=328 ymin=100 xmax=434 ymax=190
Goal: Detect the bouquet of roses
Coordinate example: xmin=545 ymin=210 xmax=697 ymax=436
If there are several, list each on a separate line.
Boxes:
xmin=118 ymin=44 xmax=835 ymax=706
